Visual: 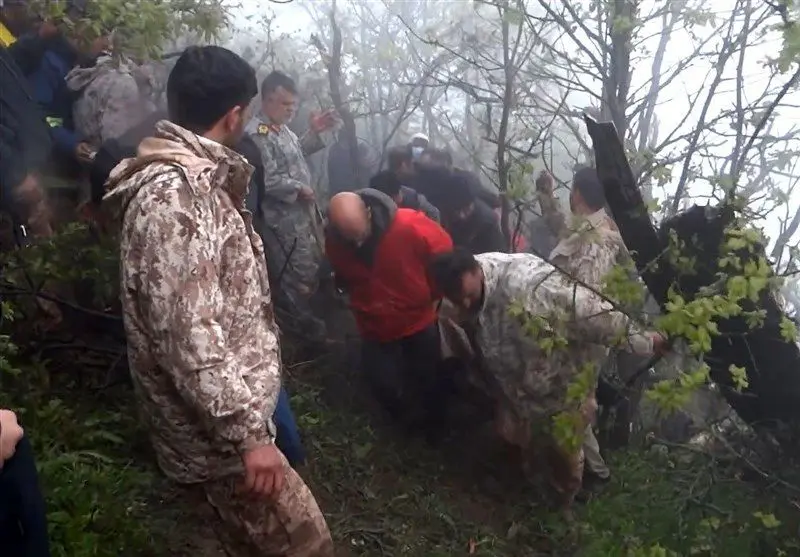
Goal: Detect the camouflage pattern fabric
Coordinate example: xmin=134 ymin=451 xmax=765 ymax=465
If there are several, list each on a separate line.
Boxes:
xmin=549 ymin=208 xmax=633 ymax=479
xmin=105 ymin=120 xmax=283 ymax=484
xmin=66 ymin=53 xmax=152 ymax=147
xmin=245 ymin=114 xmax=327 ymax=345
xmin=469 ymin=252 xmax=652 ymax=504
xmin=548 ymin=208 xmax=626 ymax=287
xmin=204 ymin=450 xmax=334 ymax=557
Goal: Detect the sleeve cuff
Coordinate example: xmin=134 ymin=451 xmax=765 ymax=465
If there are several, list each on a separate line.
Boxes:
xmin=235 ymin=426 xmax=273 ymax=455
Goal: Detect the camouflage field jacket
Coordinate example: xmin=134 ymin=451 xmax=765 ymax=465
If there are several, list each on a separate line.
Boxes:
xmin=471 ymin=253 xmax=653 ymax=428
xmin=105 ymin=121 xmax=281 ymax=484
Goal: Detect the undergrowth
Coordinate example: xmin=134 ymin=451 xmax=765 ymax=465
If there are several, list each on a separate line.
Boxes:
xmin=1 ymin=348 xmax=799 ymax=556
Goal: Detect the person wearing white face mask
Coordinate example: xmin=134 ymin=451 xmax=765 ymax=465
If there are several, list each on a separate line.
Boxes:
xmin=0 ymin=409 xmax=51 ymax=556
xmin=409 ymin=132 xmax=429 ymax=160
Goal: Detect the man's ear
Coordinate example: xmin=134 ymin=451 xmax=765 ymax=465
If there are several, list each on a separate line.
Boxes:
xmin=226 ymin=106 xmax=243 ymax=131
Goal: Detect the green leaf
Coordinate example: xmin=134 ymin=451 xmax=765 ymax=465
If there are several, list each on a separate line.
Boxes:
xmin=753 ymin=511 xmax=782 ymax=529
xmin=729 ymin=364 xmax=749 ymax=392
xmin=780 ymin=316 xmax=798 ymax=343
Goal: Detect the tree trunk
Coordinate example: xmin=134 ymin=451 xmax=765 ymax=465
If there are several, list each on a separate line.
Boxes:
xmin=584 ymin=115 xmax=800 ymax=445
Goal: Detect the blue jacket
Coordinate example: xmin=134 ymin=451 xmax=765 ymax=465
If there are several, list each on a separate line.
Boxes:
xmin=10 ymin=34 xmax=79 ymax=156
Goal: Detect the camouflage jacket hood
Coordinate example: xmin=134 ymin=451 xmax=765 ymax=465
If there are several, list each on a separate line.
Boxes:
xmin=67 ymin=53 xmax=156 ymax=145
xmin=111 ymin=120 xmax=280 ymax=484
xmin=65 ymin=52 xmax=123 ymax=92
xmin=104 ymin=120 xmax=253 ymax=215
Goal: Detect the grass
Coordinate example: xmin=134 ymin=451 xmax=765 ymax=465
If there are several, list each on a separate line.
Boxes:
xmin=288 ymin=356 xmax=800 ymax=556
xmin=4 ymin=344 xmax=800 ymax=556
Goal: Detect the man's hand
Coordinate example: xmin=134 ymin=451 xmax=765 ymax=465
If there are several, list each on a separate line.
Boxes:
xmin=0 ymin=410 xmax=24 ymax=467
xmin=242 ymin=442 xmax=286 ymax=499
xmin=309 ymin=109 xmax=339 ymax=134
xmin=14 ymin=174 xmax=54 ymax=238
xmin=75 ymin=142 xmax=97 ymax=165
xmin=298 ymin=185 xmax=316 ymax=201
xmin=535 ymin=170 xmax=554 ymax=195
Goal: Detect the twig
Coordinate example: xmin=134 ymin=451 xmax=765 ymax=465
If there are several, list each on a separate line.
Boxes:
xmin=0 ymin=284 xmax=122 ymax=322
xmin=711 ymin=430 xmax=800 ymax=495
xmin=731 ymin=64 xmax=800 ymax=193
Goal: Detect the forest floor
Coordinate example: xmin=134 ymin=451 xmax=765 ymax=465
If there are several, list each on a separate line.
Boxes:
xmin=9 ymin=330 xmax=800 ymax=557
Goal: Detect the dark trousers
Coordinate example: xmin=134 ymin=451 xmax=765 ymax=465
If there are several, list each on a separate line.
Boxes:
xmin=0 ymin=436 xmax=51 ymax=557
xmin=361 ymin=323 xmax=453 ymax=438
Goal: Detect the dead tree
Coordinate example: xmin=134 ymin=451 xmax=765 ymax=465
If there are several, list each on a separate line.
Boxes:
xmin=585 ymin=115 xmax=800 ymax=445
xmin=311 ymin=0 xmax=361 ymax=188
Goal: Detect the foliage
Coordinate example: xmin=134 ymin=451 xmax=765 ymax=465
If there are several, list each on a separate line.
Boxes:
xmin=10 ymin=344 xmax=800 ymax=557
xmin=0 ymin=296 xmax=155 ymax=556
xmin=2 ymin=222 xmax=119 ymax=304
xmin=28 ymin=0 xmax=229 ymax=58
xmin=577 ymin=448 xmax=800 ymax=556
xmin=777 ymin=0 xmax=799 ymax=71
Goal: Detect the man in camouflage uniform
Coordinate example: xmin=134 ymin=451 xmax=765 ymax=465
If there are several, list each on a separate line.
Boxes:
xmin=104 ymin=46 xmax=333 ymax=556
xmin=246 ymin=70 xmax=337 ymax=348
xmin=536 ymin=168 xmax=631 ymax=488
xmin=430 ymin=248 xmax=664 ymax=509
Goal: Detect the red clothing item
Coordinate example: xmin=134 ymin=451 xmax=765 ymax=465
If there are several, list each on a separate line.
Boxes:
xmin=326 ymin=208 xmax=453 ymax=342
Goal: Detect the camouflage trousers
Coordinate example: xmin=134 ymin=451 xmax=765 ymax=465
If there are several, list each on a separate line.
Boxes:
xmin=495 ymin=394 xmax=597 ymax=508
xmin=583 ymin=426 xmax=610 ymax=479
xmin=204 ymin=451 xmax=334 ymax=557
xmin=261 ymin=226 xmax=327 ymax=346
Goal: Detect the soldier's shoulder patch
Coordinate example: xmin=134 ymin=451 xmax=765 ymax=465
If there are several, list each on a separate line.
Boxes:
xmin=257 ymin=123 xmax=271 ymax=135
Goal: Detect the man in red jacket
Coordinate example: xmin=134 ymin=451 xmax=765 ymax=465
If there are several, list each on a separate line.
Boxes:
xmin=326 ymin=189 xmax=454 ymax=442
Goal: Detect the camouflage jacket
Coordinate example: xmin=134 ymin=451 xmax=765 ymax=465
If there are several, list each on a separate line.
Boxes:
xmin=549 ymin=208 xmax=628 ymax=289
xmin=104 ymin=121 xmax=281 ymax=484
xmin=66 ymin=53 xmax=151 ymax=146
xmin=245 ymin=113 xmax=325 ymax=211
xmin=470 ymin=253 xmax=653 ymax=426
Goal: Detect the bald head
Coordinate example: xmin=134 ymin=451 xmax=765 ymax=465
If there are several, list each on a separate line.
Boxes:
xmin=328 ymin=192 xmax=371 ymax=246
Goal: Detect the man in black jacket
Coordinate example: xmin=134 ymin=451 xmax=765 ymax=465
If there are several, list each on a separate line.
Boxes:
xmin=444 ymin=172 xmax=506 ymax=254
xmin=0 ymin=44 xmax=54 ymax=240
xmin=417 ymin=147 xmax=501 ymax=210
xmin=368 ymin=170 xmax=440 ymax=223
xmin=386 ymin=144 xmax=416 ymax=185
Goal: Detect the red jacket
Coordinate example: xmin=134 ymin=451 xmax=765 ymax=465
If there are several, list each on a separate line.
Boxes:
xmin=327 ymin=203 xmax=453 ymax=343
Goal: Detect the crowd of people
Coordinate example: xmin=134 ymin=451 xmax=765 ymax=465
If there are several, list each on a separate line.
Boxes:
xmin=0 ymin=4 xmax=669 ymax=555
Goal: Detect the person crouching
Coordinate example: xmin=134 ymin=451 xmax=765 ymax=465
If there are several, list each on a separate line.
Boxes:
xmin=325 ymin=189 xmax=454 ymax=442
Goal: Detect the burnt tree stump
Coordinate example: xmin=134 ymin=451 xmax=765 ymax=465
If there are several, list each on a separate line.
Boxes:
xmin=584 ymin=115 xmax=800 ymax=444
